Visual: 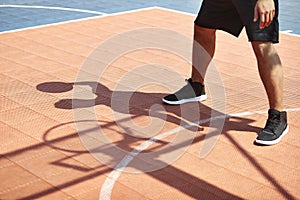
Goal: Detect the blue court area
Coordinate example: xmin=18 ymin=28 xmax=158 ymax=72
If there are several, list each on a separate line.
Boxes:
xmin=1 ymin=0 xmax=299 ymax=35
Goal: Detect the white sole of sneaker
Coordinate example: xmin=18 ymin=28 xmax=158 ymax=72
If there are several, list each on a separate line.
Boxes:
xmin=255 ymin=125 xmax=289 ymax=145
xmin=162 ymin=94 xmax=208 ymax=105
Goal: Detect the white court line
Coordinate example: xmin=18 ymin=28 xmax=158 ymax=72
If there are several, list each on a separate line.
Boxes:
xmin=153 ymin=6 xmax=195 ymax=17
xmin=99 ymin=107 xmax=300 ymax=200
xmin=0 ymin=15 xmax=106 ymax=35
xmin=0 ymin=5 xmax=157 ymax=34
xmin=280 ymin=30 xmax=300 ymax=37
xmin=0 ymin=5 xmax=106 ymax=14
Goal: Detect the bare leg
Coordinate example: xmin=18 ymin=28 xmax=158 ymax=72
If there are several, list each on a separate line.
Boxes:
xmin=191 ymin=25 xmax=216 ymax=84
xmin=251 ymin=41 xmax=283 ymax=111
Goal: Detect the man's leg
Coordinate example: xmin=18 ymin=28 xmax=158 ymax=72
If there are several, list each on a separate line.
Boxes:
xmin=252 ymin=41 xmax=288 ymax=145
xmin=162 ymin=25 xmax=215 ymax=105
xmin=162 ymin=0 xmax=239 ymax=105
xmin=191 ymin=25 xmax=216 ymax=84
xmin=251 ymin=41 xmax=283 ymax=111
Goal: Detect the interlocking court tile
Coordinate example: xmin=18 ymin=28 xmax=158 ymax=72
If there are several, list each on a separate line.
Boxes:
xmin=1 ymin=8 xmax=299 ymax=200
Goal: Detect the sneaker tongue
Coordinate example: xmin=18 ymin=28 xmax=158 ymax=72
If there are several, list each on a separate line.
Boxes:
xmin=265 ymin=109 xmax=281 ymax=133
xmin=268 ymin=109 xmax=282 ymax=121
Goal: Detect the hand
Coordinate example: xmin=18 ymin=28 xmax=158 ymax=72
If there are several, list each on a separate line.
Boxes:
xmin=253 ymin=0 xmax=275 ymax=29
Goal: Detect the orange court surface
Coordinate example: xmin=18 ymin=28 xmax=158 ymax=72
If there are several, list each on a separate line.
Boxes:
xmin=1 ymin=7 xmax=300 ymax=200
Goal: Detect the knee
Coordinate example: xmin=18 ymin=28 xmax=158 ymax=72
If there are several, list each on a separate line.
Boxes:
xmin=251 ymin=41 xmax=281 ymax=66
xmin=251 ymin=41 xmax=273 ymax=57
xmin=194 ymin=25 xmax=216 ymax=42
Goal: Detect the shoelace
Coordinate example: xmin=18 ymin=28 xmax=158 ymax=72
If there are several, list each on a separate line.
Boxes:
xmin=264 ymin=113 xmax=281 ymax=134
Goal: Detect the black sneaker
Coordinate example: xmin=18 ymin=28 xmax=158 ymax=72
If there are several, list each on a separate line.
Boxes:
xmin=162 ymin=78 xmax=207 ymax=105
xmin=255 ymin=109 xmax=289 ymax=145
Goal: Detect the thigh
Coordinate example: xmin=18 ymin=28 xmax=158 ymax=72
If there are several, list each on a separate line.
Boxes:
xmin=194 ymin=0 xmax=244 ymax=37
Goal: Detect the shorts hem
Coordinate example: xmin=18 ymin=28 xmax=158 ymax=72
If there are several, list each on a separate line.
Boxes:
xmin=194 ymin=21 xmax=242 ymax=37
xmin=248 ymin=38 xmax=279 ymax=44
xmin=247 ymin=32 xmax=279 ymax=44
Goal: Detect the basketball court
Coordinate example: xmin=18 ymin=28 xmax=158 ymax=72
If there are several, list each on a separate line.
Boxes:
xmin=1 ymin=1 xmax=299 ymax=199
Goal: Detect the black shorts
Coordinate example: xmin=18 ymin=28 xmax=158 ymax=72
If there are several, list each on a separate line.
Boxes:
xmin=194 ymin=0 xmax=279 ymax=43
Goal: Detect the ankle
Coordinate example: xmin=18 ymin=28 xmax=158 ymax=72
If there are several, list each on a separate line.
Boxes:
xmin=190 ymin=77 xmax=204 ymax=85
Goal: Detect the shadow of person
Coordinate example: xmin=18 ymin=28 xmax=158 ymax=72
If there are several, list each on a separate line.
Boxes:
xmin=37 ymin=81 xmax=214 ymax=131
xmin=37 ymin=80 xmax=263 ymax=161
xmin=37 ymin=80 xmax=263 ymax=139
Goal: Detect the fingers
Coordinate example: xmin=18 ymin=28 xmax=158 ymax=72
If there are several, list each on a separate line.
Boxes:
xmin=259 ymin=13 xmax=266 ymax=29
xmin=253 ymin=0 xmax=276 ymax=29
xmin=259 ymin=10 xmax=275 ymax=29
